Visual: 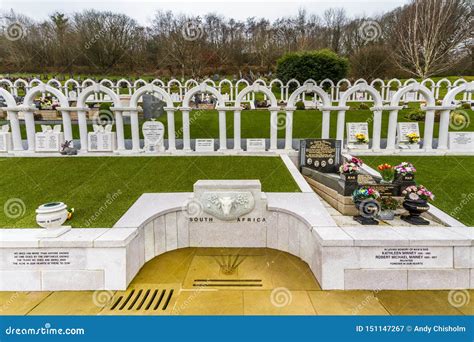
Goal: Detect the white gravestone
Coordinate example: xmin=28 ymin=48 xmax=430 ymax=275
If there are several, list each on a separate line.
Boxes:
xmin=246 ymin=139 xmax=266 ymax=152
xmin=88 ymin=124 xmax=116 ymax=152
xmin=142 ymin=120 xmax=165 ymax=153
xmin=0 ymin=125 xmax=12 ymax=152
xmin=397 ymin=122 xmax=420 ymax=149
xmin=346 ymin=122 xmax=369 ymax=149
xmin=448 ymin=132 xmax=474 ymax=151
xmin=35 ymin=125 xmax=64 ymax=152
xmin=195 ymin=139 xmax=214 ymax=152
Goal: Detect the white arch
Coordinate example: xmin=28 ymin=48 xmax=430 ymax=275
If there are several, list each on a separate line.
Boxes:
xmin=403 ymin=78 xmax=418 ymax=86
xmin=339 ymin=84 xmax=383 ymax=107
xmin=0 ymin=79 xmax=14 ymax=92
xmin=184 ymin=79 xmax=198 ymax=89
xmin=129 ymin=84 xmax=173 ymax=108
xmin=287 ymin=84 xmax=331 ymax=108
xmin=0 ymin=87 xmax=16 ymax=107
xmin=202 ymin=78 xmax=217 ymax=87
xmin=13 ymin=79 xmax=28 ymax=88
xmin=64 ymin=79 xmax=80 ymax=89
xmin=151 ymin=79 xmax=165 ymax=87
xmin=390 ymin=83 xmax=435 ymax=107
xmin=182 ymin=83 xmax=225 ymax=107
xmin=29 ymin=78 xmax=43 ymax=87
xmin=47 ymin=79 xmax=61 ymax=88
xmin=235 ymin=83 xmax=278 ymax=107
xmin=23 ymin=84 xmax=69 ymax=108
xmin=133 ymin=79 xmax=148 ymax=88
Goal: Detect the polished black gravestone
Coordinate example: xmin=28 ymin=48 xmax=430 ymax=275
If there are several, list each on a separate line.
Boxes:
xmin=299 ymin=139 xmax=342 ymax=173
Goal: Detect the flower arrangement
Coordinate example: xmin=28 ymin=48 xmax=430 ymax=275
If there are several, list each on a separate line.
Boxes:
xmin=394 ymin=162 xmax=416 ymax=176
xmin=377 ymin=163 xmax=395 ymax=182
xmin=339 ymin=157 xmax=363 ymax=174
xmin=402 ymin=185 xmax=434 ymax=202
xmin=406 ymin=132 xmax=420 ymax=144
xmin=352 ymin=187 xmax=380 ymax=202
xmin=355 ymin=133 xmax=369 ymax=144
xmin=380 ymin=197 xmax=399 ymax=210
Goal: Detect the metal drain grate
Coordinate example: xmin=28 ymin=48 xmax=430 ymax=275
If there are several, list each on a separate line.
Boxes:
xmin=193 ymin=279 xmax=263 ymax=288
xmin=105 ymin=288 xmax=175 ymax=313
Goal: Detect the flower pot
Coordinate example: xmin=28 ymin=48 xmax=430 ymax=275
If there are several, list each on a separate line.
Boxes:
xmin=353 ymin=199 xmax=379 ymax=225
xmin=401 ymin=199 xmax=430 ymax=225
xmin=408 ymin=143 xmax=420 ymax=149
xmin=377 ymin=209 xmax=395 ymax=221
xmin=36 ymin=202 xmax=68 ymax=229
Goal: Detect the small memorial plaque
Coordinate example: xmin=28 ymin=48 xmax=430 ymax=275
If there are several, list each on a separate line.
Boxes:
xmin=195 ymin=139 xmax=215 ymax=152
xmin=371 ymin=184 xmax=398 ymax=196
xmin=300 ymin=139 xmax=342 ymax=173
xmin=397 ymin=122 xmax=420 ymax=144
xmin=246 ymin=139 xmax=266 ymax=152
xmin=0 ymin=132 xmax=11 ymax=152
xmin=448 ymin=132 xmax=474 ymax=151
xmin=88 ymin=132 xmax=116 ymax=152
xmin=35 ymin=133 xmax=63 ymax=152
xmin=346 ymin=122 xmax=369 ymax=149
xmin=357 ymin=174 xmax=376 ymax=185
xmin=142 ymin=120 xmax=165 ymax=153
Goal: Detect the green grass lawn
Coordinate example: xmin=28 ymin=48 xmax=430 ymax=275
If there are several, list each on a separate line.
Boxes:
xmin=4 ymin=106 xmax=472 ymax=140
xmin=0 ymin=156 xmax=300 ymax=228
xmin=363 ymin=156 xmax=474 ymax=226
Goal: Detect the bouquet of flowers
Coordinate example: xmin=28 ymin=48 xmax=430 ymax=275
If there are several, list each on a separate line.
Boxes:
xmin=352 ymin=187 xmax=380 ymax=202
xmin=355 ymin=133 xmax=369 ymax=144
xmin=339 ymin=157 xmax=363 ymax=174
xmin=402 ymin=185 xmax=434 ymax=202
xmin=377 ymin=163 xmax=395 ymax=182
xmin=407 ymin=133 xmax=420 ymax=144
xmin=394 ymin=162 xmax=416 ymax=176
xmin=380 ymin=197 xmax=399 ymax=210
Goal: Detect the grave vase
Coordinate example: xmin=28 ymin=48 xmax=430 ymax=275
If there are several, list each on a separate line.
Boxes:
xmin=401 ymin=199 xmax=430 ymax=225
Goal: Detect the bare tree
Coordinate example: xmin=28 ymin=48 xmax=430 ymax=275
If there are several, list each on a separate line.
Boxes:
xmin=390 ymin=0 xmax=472 ymax=78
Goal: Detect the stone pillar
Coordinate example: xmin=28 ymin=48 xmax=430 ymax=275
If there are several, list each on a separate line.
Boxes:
xmin=269 ymin=107 xmax=279 ymax=150
xmin=386 ymin=109 xmax=398 ymax=150
xmin=218 ymin=109 xmax=227 ymax=150
xmin=335 ymin=107 xmax=349 ymax=143
xmin=437 ymin=109 xmax=451 ymax=150
xmin=370 ymin=106 xmax=383 ymax=150
xmin=233 ymin=108 xmax=242 ymax=151
xmin=421 ymin=107 xmax=436 ymax=150
xmin=165 ymin=107 xmax=176 ymax=151
xmin=24 ymin=110 xmax=36 ymax=152
xmin=130 ymin=110 xmax=140 ymax=152
xmin=8 ymin=110 xmax=23 ymax=151
xmin=284 ymin=109 xmax=294 ymax=150
xmin=114 ymin=110 xmax=125 ymax=151
xmin=181 ymin=107 xmax=191 ymax=151
xmin=58 ymin=109 xmax=73 ymax=142
xmin=321 ymin=108 xmax=331 ymax=139
xmin=77 ymin=109 xmax=88 ymax=152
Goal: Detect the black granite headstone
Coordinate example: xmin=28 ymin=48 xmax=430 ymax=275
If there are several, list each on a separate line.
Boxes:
xmin=142 ymin=94 xmax=166 ymax=119
xmin=300 ymin=139 xmax=342 ymax=173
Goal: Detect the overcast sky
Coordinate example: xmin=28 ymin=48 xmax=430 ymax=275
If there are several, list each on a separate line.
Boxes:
xmin=2 ymin=0 xmax=410 ymax=23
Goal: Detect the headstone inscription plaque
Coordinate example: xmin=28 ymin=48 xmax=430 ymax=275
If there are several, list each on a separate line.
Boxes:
xmin=300 ymin=139 xmax=342 ymax=173
xmin=142 ymin=120 xmax=165 ymax=153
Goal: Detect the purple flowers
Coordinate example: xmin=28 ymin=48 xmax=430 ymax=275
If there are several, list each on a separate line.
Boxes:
xmin=394 ymin=162 xmax=417 ymax=176
xmin=402 ymin=185 xmax=434 ymax=202
xmin=339 ymin=157 xmax=364 ymax=174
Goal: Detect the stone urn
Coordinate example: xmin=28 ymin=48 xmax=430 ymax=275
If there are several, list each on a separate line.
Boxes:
xmin=36 ymin=202 xmax=69 ymax=229
xmin=353 ymin=199 xmax=380 ymax=225
xmin=401 ymin=199 xmax=430 ymax=225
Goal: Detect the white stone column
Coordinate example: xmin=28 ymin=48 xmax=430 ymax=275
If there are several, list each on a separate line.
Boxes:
xmin=218 ymin=108 xmax=227 ymax=150
xmin=181 ymin=107 xmax=191 ymax=151
xmin=437 ymin=108 xmax=453 ymax=150
xmin=77 ymin=109 xmax=88 ymax=152
xmin=24 ymin=110 xmax=36 ymax=152
xmin=233 ymin=108 xmax=242 ymax=151
xmin=370 ymin=106 xmax=383 ymax=150
xmin=58 ymin=108 xmax=73 ymax=142
xmin=335 ymin=106 xmax=349 ymax=143
xmin=320 ymin=108 xmax=331 ymax=139
xmin=385 ymin=107 xmax=402 ymax=150
xmin=284 ymin=108 xmax=294 ymax=150
xmin=8 ymin=110 xmax=23 ymax=151
xmin=129 ymin=110 xmax=140 ymax=152
xmin=421 ymin=106 xmax=436 ymax=150
xmin=114 ymin=110 xmax=125 ymax=151
xmin=165 ymin=107 xmax=176 ymax=151
xmin=269 ymin=106 xmax=279 ymax=150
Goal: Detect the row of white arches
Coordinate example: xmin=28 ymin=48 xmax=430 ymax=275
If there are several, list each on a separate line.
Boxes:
xmin=1 ymin=77 xmax=472 ymax=103
xmin=0 ymin=80 xmax=472 ymax=154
